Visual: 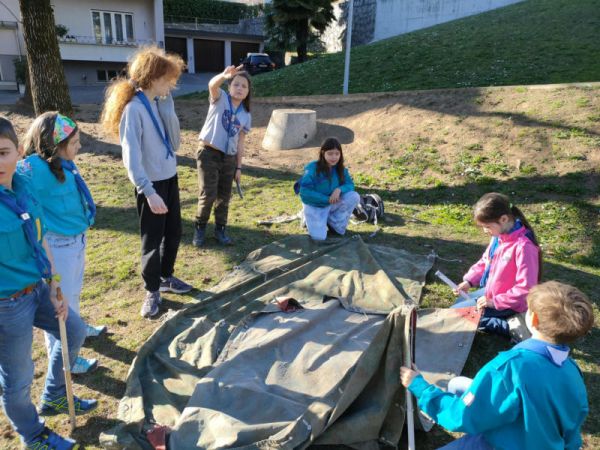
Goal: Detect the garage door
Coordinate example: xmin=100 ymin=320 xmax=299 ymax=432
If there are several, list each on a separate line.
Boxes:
xmin=194 ymin=39 xmax=224 ymax=72
xmin=231 ymin=41 xmax=260 ymax=65
xmin=165 ymin=37 xmax=188 ymax=71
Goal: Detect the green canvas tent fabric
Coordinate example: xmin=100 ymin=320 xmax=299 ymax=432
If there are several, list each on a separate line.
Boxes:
xmin=100 ymin=236 xmax=479 ymax=449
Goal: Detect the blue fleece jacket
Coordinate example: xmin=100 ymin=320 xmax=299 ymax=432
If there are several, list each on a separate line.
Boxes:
xmin=298 ymin=161 xmax=355 ymax=208
xmin=408 ymin=340 xmax=588 ymax=450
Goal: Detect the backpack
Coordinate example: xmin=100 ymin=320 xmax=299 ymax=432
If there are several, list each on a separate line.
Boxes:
xmin=353 ymin=194 xmax=385 ymax=224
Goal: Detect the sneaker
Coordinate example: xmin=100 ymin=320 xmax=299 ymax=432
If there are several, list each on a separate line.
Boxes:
xmin=86 ymin=323 xmax=107 ymax=337
xmin=159 ymin=276 xmax=193 ymax=294
xmin=141 ymin=291 xmax=160 ymax=318
xmin=27 ymin=427 xmax=77 ymax=450
xmin=39 ymin=395 xmax=98 ymax=417
xmin=71 ymin=356 xmax=98 ymax=374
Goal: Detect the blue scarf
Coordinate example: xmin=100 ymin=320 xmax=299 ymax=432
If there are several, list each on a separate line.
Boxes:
xmin=480 ymin=219 xmax=524 ymax=288
xmin=61 ymin=159 xmax=96 ymax=222
xmin=0 ymin=184 xmax=51 ymax=279
xmin=226 ymin=93 xmax=244 ymax=137
xmin=514 ymin=338 xmax=570 ymax=367
xmin=135 ymin=91 xmax=174 ymax=159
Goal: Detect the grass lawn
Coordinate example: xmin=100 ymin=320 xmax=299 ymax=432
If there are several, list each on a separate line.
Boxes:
xmin=0 ymin=81 xmax=599 ymax=448
xmin=194 ymin=0 xmax=600 ymax=97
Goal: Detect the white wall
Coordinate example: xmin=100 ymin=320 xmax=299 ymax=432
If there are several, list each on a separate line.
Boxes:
xmin=374 ymin=0 xmax=523 ymax=42
xmin=53 ymin=0 xmax=159 ymax=62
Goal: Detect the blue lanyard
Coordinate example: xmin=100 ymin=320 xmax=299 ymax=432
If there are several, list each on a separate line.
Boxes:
xmin=135 ymin=91 xmax=174 ymax=159
xmin=0 ymin=188 xmax=51 ymax=279
xmin=480 ymin=219 xmax=523 ymax=288
xmin=226 ymin=93 xmax=244 ymax=137
xmin=60 ymin=159 xmax=96 ymax=222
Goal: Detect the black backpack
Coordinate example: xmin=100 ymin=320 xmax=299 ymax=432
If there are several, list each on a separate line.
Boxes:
xmin=353 ymin=194 xmax=385 ymax=224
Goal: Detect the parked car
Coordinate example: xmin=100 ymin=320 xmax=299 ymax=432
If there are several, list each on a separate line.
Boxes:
xmin=241 ymin=53 xmax=276 ymax=75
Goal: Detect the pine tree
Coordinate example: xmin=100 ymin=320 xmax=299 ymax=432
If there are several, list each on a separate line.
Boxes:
xmin=19 ymin=0 xmax=73 ymax=115
xmin=265 ymin=0 xmax=335 ymax=63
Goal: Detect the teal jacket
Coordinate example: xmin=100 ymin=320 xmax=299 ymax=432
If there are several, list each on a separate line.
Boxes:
xmin=0 ymin=171 xmax=48 ymax=297
xmin=409 ymin=342 xmax=588 ymax=450
xmin=298 ymin=161 xmax=355 ymax=208
xmin=22 ymin=155 xmax=93 ymax=236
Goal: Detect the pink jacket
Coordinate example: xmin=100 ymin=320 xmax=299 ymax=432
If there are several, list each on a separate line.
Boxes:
xmin=463 ymin=226 xmax=540 ymax=313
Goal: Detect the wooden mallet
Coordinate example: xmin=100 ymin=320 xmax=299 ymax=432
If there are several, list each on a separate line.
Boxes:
xmin=57 ymin=287 xmax=77 ymax=433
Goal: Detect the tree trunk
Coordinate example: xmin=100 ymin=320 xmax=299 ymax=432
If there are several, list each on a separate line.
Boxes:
xmin=295 ymin=19 xmax=309 ymax=63
xmin=19 ymin=0 xmax=72 ymax=115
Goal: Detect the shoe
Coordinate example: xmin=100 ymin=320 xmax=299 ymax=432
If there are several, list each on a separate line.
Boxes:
xmin=39 ymin=395 xmax=98 ymax=417
xmin=214 ymin=224 xmax=233 ymax=245
xmin=327 ymin=223 xmax=343 ymax=236
xmin=160 ymin=276 xmax=193 ymax=294
xmin=71 ymin=356 xmax=98 ymax=374
xmin=193 ymin=224 xmax=207 ymax=247
xmin=86 ymin=323 xmax=107 ymax=337
xmin=27 ymin=427 xmax=77 ymax=449
xmin=141 ymin=291 xmax=160 ymax=318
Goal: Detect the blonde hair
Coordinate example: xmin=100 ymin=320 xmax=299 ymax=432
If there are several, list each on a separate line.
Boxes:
xmin=528 ymin=281 xmax=594 ymax=344
xmin=100 ymin=46 xmax=185 ymax=137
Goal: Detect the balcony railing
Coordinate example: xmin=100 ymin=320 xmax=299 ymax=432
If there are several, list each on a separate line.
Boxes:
xmin=58 ymin=35 xmax=154 ymax=47
xmin=0 ymin=20 xmax=18 ymax=29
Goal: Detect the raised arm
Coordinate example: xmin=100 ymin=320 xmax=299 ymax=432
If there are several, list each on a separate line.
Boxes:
xmin=208 ymin=65 xmax=244 ymax=102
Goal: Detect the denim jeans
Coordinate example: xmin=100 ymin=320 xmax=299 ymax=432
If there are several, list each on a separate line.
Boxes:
xmin=44 ymin=232 xmax=86 ymax=353
xmin=452 ymin=288 xmax=514 ymax=338
xmin=302 ymin=191 xmax=360 ymax=241
xmin=0 ymin=281 xmax=86 ymax=444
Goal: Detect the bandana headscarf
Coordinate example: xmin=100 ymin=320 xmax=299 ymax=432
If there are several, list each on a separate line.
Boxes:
xmin=53 ymin=114 xmax=77 ymax=145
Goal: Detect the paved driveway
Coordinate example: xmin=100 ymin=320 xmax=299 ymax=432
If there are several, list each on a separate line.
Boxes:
xmin=0 ymin=72 xmax=213 ymax=106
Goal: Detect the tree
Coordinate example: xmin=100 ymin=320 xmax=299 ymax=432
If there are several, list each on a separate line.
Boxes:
xmin=265 ymin=0 xmax=335 ymax=63
xmin=19 ymin=0 xmax=72 ymax=115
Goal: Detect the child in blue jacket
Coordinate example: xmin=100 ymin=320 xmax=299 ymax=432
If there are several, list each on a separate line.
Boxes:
xmin=0 ymin=116 xmax=96 ymax=450
xmin=401 ymin=281 xmax=593 ymax=450
xmin=299 ymin=137 xmax=359 ymax=241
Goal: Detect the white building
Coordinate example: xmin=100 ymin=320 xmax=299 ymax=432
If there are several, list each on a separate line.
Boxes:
xmin=0 ymin=0 xmax=164 ymax=90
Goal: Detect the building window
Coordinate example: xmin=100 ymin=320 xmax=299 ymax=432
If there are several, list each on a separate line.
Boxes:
xmin=92 ymin=10 xmax=134 ymax=44
xmin=97 ymin=69 xmax=118 ymax=82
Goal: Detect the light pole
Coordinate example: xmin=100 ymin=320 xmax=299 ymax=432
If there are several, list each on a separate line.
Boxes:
xmin=342 ymin=0 xmax=354 ymax=95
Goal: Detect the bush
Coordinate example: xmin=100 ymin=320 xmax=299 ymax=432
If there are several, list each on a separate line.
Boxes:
xmin=13 ymin=57 xmax=28 ymax=84
xmin=164 ymin=0 xmax=261 ymax=22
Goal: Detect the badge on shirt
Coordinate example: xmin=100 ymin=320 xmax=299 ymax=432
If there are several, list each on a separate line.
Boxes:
xmin=462 ymin=392 xmax=475 ymax=406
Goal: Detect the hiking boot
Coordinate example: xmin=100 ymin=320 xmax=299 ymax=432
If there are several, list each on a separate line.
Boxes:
xmin=192 ymin=224 xmax=207 ymax=247
xmin=85 ymin=323 xmax=107 ymax=337
xmin=327 ymin=223 xmax=343 ymax=236
xmin=140 ymin=291 xmax=161 ymax=318
xmin=71 ymin=356 xmax=98 ymax=375
xmin=214 ymin=224 xmax=233 ymax=245
xmin=27 ymin=427 xmax=77 ymax=450
xmin=160 ymin=276 xmax=193 ymax=294
xmin=38 ymin=395 xmax=98 ymax=417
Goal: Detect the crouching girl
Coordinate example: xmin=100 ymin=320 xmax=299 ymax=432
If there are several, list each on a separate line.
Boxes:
xmin=299 ymin=138 xmax=359 ymax=241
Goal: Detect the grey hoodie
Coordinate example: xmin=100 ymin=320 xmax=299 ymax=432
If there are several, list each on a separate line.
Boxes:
xmin=120 ymin=93 xmax=180 ymax=197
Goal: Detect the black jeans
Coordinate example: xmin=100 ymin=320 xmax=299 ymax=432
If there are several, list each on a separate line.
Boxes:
xmin=136 ymin=175 xmax=182 ymax=292
xmin=196 ymin=144 xmax=237 ymax=226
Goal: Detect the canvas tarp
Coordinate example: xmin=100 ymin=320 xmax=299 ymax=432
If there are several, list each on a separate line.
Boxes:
xmin=100 ymin=235 xmax=479 ymax=449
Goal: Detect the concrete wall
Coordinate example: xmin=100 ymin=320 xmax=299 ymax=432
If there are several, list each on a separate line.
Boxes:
xmin=373 ymin=0 xmax=523 ymax=42
xmin=63 ymin=60 xmax=126 ymax=86
xmin=322 ymin=0 xmax=524 ymax=52
xmin=0 ymin=0 xmax=24 ymax=86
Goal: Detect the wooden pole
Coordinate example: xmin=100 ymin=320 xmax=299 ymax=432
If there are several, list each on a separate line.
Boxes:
xmin=57 ymin=287 xmax=76 ymax=433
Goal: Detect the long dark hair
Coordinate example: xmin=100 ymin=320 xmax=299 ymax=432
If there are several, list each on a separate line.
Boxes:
xmin=230 ymin=72 xmax=252 ymax=112
xmin=474 ymin=192 xmax=542 ymax=279
xmin=23 ymin=111 xmax=78 ymax=183
xmin=316 ymin=137 xmax=345 ymax=184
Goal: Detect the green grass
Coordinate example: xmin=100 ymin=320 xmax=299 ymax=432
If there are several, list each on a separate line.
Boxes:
xmin=249 ymin=0 xmax=600 ymax=96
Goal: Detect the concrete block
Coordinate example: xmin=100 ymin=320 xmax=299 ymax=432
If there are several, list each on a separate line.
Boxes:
xmin=262 ymin=109 xmax=317 ymax=150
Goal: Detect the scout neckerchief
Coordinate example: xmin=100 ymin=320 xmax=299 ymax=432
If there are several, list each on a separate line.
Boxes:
xmin=515 ymin=338 xmax=570 ymax=367
xmin=135 ymin=91 xmax=174 ymax=159
xmin=226 ymin=93 xmax=244 ymax=137
xmin=479 ymin=219 xmax=523 ymax=288
xmin=60 ymin=159 xmax=96 ymax=222
xmin=0 ymin=182 xmax=51 ymax=278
